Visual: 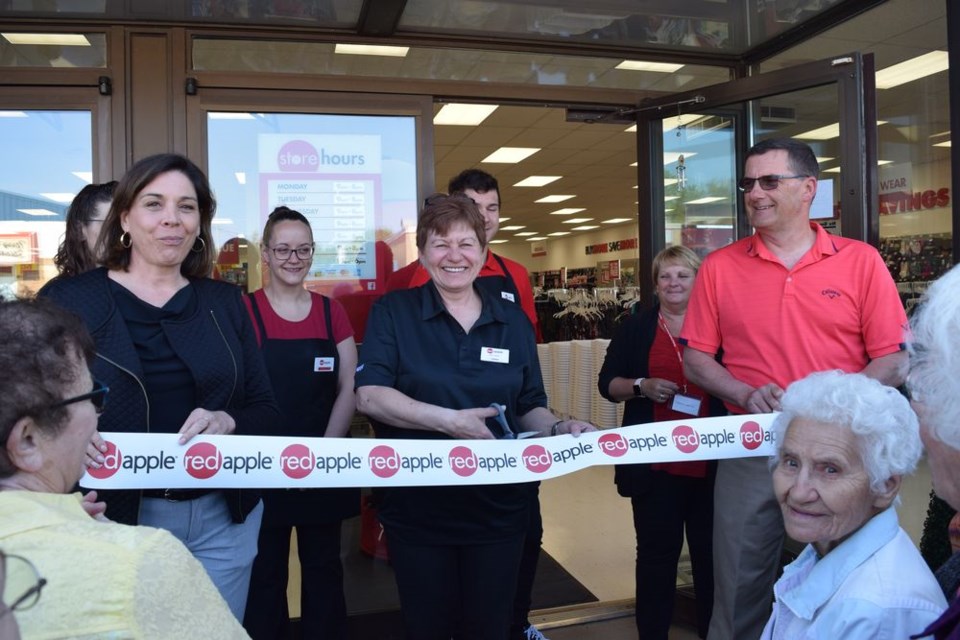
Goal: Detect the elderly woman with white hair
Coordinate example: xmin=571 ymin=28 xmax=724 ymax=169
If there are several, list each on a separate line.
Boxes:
xmin=760 ymin=370 xmax=945 ymax=639
xmin=909 ymin=264 xmax=960 ymax=640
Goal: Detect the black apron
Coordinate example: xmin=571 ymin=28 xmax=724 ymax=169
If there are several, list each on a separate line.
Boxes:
xmin=475 ymin=252 xmax=520 ymax=307
xmin=248 ymin=292 xmax=359 ymax=526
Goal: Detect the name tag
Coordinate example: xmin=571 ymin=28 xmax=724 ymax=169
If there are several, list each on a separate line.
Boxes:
xmin=672 ymin=394 xmax=702 ymax=416
xmin=480 ymin=347 xmax=510 ymax=364
xmin=500 ymin=291 xmax=516 ymax=303
xmin=314 ymin=357 xmax=335 ymax=372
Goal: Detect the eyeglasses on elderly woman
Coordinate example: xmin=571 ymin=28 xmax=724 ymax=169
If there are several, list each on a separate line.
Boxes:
xmin=51 ymin=379 xmax=109 ymax=415
xmin=0 ymin=550 xmax=46 ymax=617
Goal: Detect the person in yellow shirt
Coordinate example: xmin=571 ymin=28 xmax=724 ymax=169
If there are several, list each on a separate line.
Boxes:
xmin=0 ymin=297 xmax=248 ymax=639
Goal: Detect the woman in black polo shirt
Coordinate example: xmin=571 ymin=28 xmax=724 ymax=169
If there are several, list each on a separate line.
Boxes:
xmin=356 ymin=193 xmax=594 ymax=640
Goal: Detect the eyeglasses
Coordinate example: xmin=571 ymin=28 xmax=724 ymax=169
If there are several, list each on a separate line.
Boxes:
xmin=52 ymin=379 xmax=109 ymax=415
xmin=269 ymin=244 xmax=314 ymax=261
xmin=0 ymin=551 xmax=46 ymax=617
xmin=737 ymin=174 xmax=810 ymax=192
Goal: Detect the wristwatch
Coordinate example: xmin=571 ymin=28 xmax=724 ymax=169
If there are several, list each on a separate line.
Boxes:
xmin=633 ymin=377 xmax=646 ymax=397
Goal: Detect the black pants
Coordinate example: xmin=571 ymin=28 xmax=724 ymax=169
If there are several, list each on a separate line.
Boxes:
xmin=243 ymin=520 xmax=346 ymax=640
xmin=509 ymin=484 xmax=543 ymax=639
xmin=631 ymin=468 xmax=715 ymax=640
xmin=387 ymin=533 xmax=526 ymax=640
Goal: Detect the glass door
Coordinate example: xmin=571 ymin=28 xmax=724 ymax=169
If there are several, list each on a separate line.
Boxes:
xmin=186 ymin=88 xmax=433 ymax=341
xmin=0 ymin=87 xmax=113 ymax=297
xmin=633 ymin=53 xmax=877 ymax=305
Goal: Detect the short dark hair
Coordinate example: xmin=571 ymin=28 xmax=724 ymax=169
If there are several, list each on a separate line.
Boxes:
xmin=99 ymin=154 xmax=216 ymax=278
xmin=416 ymin=193 xmax=487 ymax=252
xmin=448 ymin=169 xmax=500 ymax=202
xmin=0 ymin=298 xmax=95 ymax=478
xmin=745 ymin=138 xmax=820 ymax=180
xmin=262 ymin=205 xmax=313 ymax=246
xmin=53 ymin=181 xmax=117 ymax=278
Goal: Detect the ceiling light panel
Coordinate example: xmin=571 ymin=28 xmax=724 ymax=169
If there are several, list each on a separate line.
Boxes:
xmin=535 ymin=195 xmax=575 ymax=203
xmin=2 ymin=33 xmax=90 ymax=46
xmin=482 ymin=147 xmax=540 ymax=163
xmin=795 ymin=123 xmax=839 ymax=140
xmin=40 ymin=193 xmax=75 ymax=203
xmin=434 ymin=103 xmax=499 ymax=126
xmin=684 ymin=196 xmax=726 ymax=205
xmin=616 ymin=60 xmax=684 ymax=73
xmin=562 ymin=218 xmax=593 ymax=224
xmin=549 ymin=208 xmax=586 ymax=215
xmin=514 ymin=176 xmax=561 ymax=187
xmin=875 ymin=51 xmax=949 ymax=89
xmin=334 ymin=43 xmax=409 ymax=57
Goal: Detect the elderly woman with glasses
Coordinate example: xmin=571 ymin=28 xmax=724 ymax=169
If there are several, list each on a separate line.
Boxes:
xmin=0 ymin=298 xmax=247 ymax=638
xmin=908 ymin=264 xmax=960 ymax=640
xmin=356 ymin=193 xmax=596 ymax=639
xmin=760 ymin=370 xmax=945 ymax=639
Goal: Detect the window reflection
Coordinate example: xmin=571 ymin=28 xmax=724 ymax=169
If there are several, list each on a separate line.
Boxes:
xmin=0 ymin=33 xmax=106 ymax=68
xmin=662 ymin=113 xmax=736 ymax=256
xmin=0 ymin=110 xmax=92 ymax=298
xmin=206 ymin=111 xmax=418 ymax=339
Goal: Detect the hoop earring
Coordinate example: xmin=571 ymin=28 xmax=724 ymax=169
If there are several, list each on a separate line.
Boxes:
xmin=192 ymin=236 xmax=206 ymax=253
xmin=120 ymin=231 xmax=132 ymax=249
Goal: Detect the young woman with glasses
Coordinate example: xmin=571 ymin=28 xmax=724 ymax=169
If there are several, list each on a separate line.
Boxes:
xmin=242 ymin=206 xmax=359 ymax=639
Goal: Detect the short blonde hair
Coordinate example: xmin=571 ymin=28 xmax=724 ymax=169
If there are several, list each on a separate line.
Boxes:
xmin=651 ymin=245 xmax=701 ymax=283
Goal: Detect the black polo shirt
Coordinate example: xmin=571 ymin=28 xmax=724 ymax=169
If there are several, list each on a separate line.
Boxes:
xmin=356 ymin=281 xmax=547 ymax=545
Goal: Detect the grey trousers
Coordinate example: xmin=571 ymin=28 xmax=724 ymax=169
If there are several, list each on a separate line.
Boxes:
xmin=707 ymin=456 xmax=784 ymax=640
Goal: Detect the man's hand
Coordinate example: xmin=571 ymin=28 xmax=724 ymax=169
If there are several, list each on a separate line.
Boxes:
xmin=740 ymin=383 xmax=785 ymax=413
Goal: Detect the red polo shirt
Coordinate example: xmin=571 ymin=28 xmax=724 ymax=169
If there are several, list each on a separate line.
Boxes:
xmin=681 ymin=223 xmax=907 ymax=413
xmin=386 ymin=250 xmax=542 ymax=342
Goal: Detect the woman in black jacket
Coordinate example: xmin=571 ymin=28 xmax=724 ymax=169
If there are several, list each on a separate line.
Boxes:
xmin=40 ymin=153 xmax=279 ymax=622
xmin=598 ymin=245 xmax=719 ymax=640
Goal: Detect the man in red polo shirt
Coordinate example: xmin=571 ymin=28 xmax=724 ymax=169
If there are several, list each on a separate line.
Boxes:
xmin=680 ymin=138 xmax=907 ymax=640
xmin=386 ymin=168 xmax=547 ymax=640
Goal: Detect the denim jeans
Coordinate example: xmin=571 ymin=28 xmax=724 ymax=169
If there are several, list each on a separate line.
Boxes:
xmin=140 ymin=492 xmax=263 ymax=621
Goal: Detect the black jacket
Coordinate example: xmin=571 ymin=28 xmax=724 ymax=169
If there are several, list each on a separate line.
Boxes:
xmin=597 ymin=304 xmax=723 ymax=497
xmin=40 ymin=267 xmax=280 ymax=525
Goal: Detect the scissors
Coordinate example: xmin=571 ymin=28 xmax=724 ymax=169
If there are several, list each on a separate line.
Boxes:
xmin=490 ymin=403 xmax=539 ymax=439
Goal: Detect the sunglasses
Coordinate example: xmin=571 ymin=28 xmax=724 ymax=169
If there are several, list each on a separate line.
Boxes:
xmin=52 ymin=379 xmax=109 ymax=415
xmin=737 ymin=174 xmax=810 ymax=192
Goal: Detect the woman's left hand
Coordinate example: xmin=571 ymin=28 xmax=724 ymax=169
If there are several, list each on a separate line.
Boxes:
xmin=84 ymin=431 xmax=109 ymax=469
xmin=178 ymin=409 xmax=236 ymax=444
xmin=80 ymin=490 xmax=110 ymax=522
xmin=551 ymin=419 xmax=597 ymax=437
